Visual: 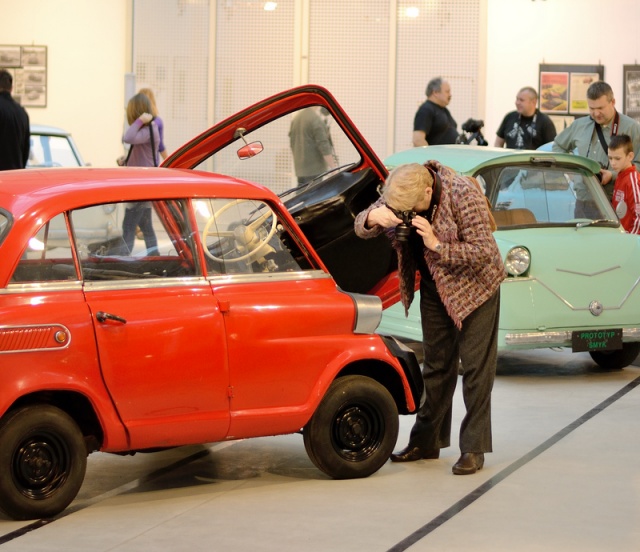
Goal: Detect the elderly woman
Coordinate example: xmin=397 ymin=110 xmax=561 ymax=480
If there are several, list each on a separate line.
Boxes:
xmin=354 ymin=162 xmax=505 ymax=475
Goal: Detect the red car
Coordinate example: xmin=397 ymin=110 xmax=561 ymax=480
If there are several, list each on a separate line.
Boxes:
xmin=0 ymin=123 xmax=422 ymax=519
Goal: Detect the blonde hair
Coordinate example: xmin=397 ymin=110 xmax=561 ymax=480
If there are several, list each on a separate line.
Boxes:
xmin=138 ymin=87 xmax=159 ymax=117
xmin=383 ymin=163 xmax=433 ymax=211
xmin=126 ymin=93 xmax=153 ymax=125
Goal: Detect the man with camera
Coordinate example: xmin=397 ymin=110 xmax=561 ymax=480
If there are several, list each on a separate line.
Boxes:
xmin=495 ymin=87 xmax=556 ymax=150
xmin=412 ymin=77 xmax=458 ymax=147
xmin=354 ymin=162 xmax=505 ymax=475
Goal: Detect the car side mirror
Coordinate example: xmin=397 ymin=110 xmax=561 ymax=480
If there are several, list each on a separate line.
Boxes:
xmin=237 ymin=141 xmax=263 ymax=160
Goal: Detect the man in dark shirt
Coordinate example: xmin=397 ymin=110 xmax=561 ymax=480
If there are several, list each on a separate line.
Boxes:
xmin=0 ymin=69 xmax=30 ymax=170
xmin=495 ymin=86 xmax=556 ymax=150
xmin=412 ymin=77 xmax=458 ymax=147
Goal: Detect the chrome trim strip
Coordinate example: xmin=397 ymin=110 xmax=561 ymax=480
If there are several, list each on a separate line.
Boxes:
xmin=556 ymin=265 xmax=621 ymax=277
xmin=1 ymin=281 xmax=83 ymax=294
xmin=83 ymin=276 xmax=209 ymax=292
xmin=345 ymin=292 xmax=382 ymax=334
xmin=207 ymin=270 xmax=330 ymax=284
xmin=0 ymin=323 xmax=72 ymax=354
xmin=505 ymin=328 xmax=640 ymax=346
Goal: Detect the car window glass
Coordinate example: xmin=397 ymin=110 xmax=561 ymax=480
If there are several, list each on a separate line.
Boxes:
xmin=0 ymin=210 xmax=10 ymax=245
xmin=11 ymin=213 xmax=78 ymax=283
xmin=28 ymin=135 xmax=81 ymax=167
xmin=193 ymin=198 xmax=316 ymax=276
xmin=72 ymin=200 xmax=199 ymax=280
xmin=192 ymin=106 xmax=360 ymax=196
xmin=490 ymin=167 xmax=611 ymax=226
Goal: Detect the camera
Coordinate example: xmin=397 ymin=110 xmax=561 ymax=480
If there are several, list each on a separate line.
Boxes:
xmin=387 ymin=204 xmax=416 ymax=242
xmin=457 ymin=118 xmax=488 ymax=146
xmin=461 ymin=118 xmax=484 ymax=133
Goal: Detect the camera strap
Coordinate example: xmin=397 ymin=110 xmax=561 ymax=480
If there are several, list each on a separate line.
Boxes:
xmin=593 ymin=111 xmax=619 ymax=168
xmin=425 ymin=167 xmax=442 ymax=223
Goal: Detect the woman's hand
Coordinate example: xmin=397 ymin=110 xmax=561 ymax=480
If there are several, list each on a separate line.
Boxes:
xmin=367 ymin=205 xmax=402 ymax=229
xmin=139 ymin=113 xmax=153 ymax=124
xmin=412 ymin=215 xmax=441 ymax=251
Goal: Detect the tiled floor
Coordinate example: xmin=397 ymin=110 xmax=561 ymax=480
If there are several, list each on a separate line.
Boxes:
xmin=1 ymin=348 xmax=639 ymax=551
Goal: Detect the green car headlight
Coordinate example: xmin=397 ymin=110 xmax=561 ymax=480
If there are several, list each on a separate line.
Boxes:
xmin=505 ymin=246 xmax=530 ymax=276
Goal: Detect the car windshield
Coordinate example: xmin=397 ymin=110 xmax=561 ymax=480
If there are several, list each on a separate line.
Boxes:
xmin=477 ymin=165 xmax=618 ymax=228
xmin=28 ymin=134 xmax=82 ymax=167
xmin=192 ymin=105 xmax=361 ymax=198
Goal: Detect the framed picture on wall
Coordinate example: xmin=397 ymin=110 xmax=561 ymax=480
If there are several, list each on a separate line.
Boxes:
xmin=0 ymin=44 xmax=47 ymax=107
xmin=539 ymin=64 xmax=604 ymax=117
xmin=623 ymin=65 xmax=640 ymax=124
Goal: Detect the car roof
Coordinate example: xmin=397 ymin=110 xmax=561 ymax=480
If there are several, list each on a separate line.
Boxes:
xmin=0 ymin=167 xmax=275 ymax=217
xmin=384 ymin=145 xmax=602 ymax=174
xmin=29 ymin=123 xmax=72 ymax=137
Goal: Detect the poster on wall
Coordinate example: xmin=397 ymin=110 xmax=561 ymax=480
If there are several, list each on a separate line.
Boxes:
xmin=539 ymin=64 xmax=604 ymax=118
xmin=0 ymin=45 xmax=47 ymax=107
xmin=623 ymin=65 xmax=640 ymax=124
xmin=539 ymin=72 xmax=568 ymax=113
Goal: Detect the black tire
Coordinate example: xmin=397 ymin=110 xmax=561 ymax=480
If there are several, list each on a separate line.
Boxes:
xmin=589 ymin=342 xmax=640 ymax=370
xmin=303 ymin=375 xmax=399 ymax=479
xmin=0 ymin=405 xmax=87 ymax=520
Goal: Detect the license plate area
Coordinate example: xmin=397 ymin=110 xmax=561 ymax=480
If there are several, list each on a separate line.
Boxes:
xmin=571 ymin=329 xmax=623 ymax=352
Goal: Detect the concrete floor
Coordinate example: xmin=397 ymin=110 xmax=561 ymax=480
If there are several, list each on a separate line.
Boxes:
xmin=1 ymin=348 xmax=639 ymax=552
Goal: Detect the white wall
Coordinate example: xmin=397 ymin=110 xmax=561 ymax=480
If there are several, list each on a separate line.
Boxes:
xmin=0 ymin=0 xmax=129 ymax=168
xmin=484 ymin=0 xmax=640 ymax=142
xmin=2 ymin=0 xmax=640 ymax=168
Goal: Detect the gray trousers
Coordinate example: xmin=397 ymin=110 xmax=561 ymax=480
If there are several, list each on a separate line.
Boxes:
xmin=408 ymin=278 xmax=500 ymax=453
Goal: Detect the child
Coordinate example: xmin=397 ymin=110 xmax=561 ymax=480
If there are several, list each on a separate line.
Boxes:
xmin=609 ymin=134 xmax=640 ymax=234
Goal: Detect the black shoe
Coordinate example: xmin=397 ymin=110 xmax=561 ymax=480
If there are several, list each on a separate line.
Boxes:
xmin=452 ymin=452 xmax=484 ymax=475
xmin=390 ymin=446 xmax=440 ymax=462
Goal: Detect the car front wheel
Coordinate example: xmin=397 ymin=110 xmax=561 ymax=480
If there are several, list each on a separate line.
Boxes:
xmin=303 ymin=375 xmax=399 ymax=479
xmin=0 ymin=405 xmax=87 ymax=520
xmin=589 ymin=342 xmax=640 ymax=370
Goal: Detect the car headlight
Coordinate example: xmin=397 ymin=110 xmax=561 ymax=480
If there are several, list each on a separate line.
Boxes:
xmin=504 ymin=246 xmax=530 ymax=276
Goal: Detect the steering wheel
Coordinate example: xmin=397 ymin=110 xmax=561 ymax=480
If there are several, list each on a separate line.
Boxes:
xmin=202 ymin=199 xmax=278 ymax=263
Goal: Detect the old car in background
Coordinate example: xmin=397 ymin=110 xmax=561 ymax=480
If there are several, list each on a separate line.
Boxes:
xmin=377 ymin=146 xmax=640 ymax=370
xmin=165 ymin=86 xmax=640 ymax=371
xmin=0 ymin=165 xmax=423 ymax=520
xmin=28 ymin=124 xmax=86 ymax=168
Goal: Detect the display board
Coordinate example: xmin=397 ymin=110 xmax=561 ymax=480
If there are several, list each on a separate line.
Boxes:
xmin=0 ymin=44 xmax=47 ymax=107
xmin=539 ymin=64 xmax=604 ymax=117
xmin=623 ymin=65 xmax=640 ymax=124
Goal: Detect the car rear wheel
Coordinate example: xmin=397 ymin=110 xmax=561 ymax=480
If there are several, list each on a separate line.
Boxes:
xmin=303 ymin=375 xmax=398 ymax=479
xmin=589 ymin=342 xmax=640 ymax=370
xmin=0 ymin=405 xmax=87 ymax=520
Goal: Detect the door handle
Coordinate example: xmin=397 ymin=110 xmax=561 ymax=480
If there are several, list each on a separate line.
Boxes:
xmin=96 ymin=311 xmax=127 ymax=324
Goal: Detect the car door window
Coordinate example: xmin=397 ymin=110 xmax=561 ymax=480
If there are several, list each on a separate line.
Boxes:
xmin=193 ymin=198 xmax=317 ymax=276
xmin=11 ymin=213 xmax=78 ymax=283
xmin=72 ymin=200 xmax=199 ymax=280
xmin=192 ymin=106 xmax=360 ymax=196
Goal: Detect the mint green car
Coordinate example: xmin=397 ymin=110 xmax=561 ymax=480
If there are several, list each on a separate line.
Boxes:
xmin=378 ymin=145 xmax=640 ymax=370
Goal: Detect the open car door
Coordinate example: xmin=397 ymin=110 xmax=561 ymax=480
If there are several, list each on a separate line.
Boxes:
xmin=164 ymin=85 xmax=400 ymax=306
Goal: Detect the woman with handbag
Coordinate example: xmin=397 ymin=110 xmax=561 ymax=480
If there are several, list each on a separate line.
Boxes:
xmin=121 ymin=92 xmax=160 ymax=255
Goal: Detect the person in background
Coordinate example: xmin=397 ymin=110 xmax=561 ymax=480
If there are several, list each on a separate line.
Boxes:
xmin=412 ymin=77 xmax=458 ymax=147
xmin=289 ymin=106 xmax=337 ymax=185
xmin=552 ymin=81 xmax=640 ymax=203
xmin=609 ymin=134 xmax=640 ymax=234
xmin=0 ymin=69 xmax=30 ymax=170
xmin=139 ymin=87 xmax=168 ymax=160
xmin=354 ymin=162 xmax=504 ymax=475
xmin=494 ymin=87 xmax=556 ymax=150
xmin=121 ymin=92 xmax=160 ymax=255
